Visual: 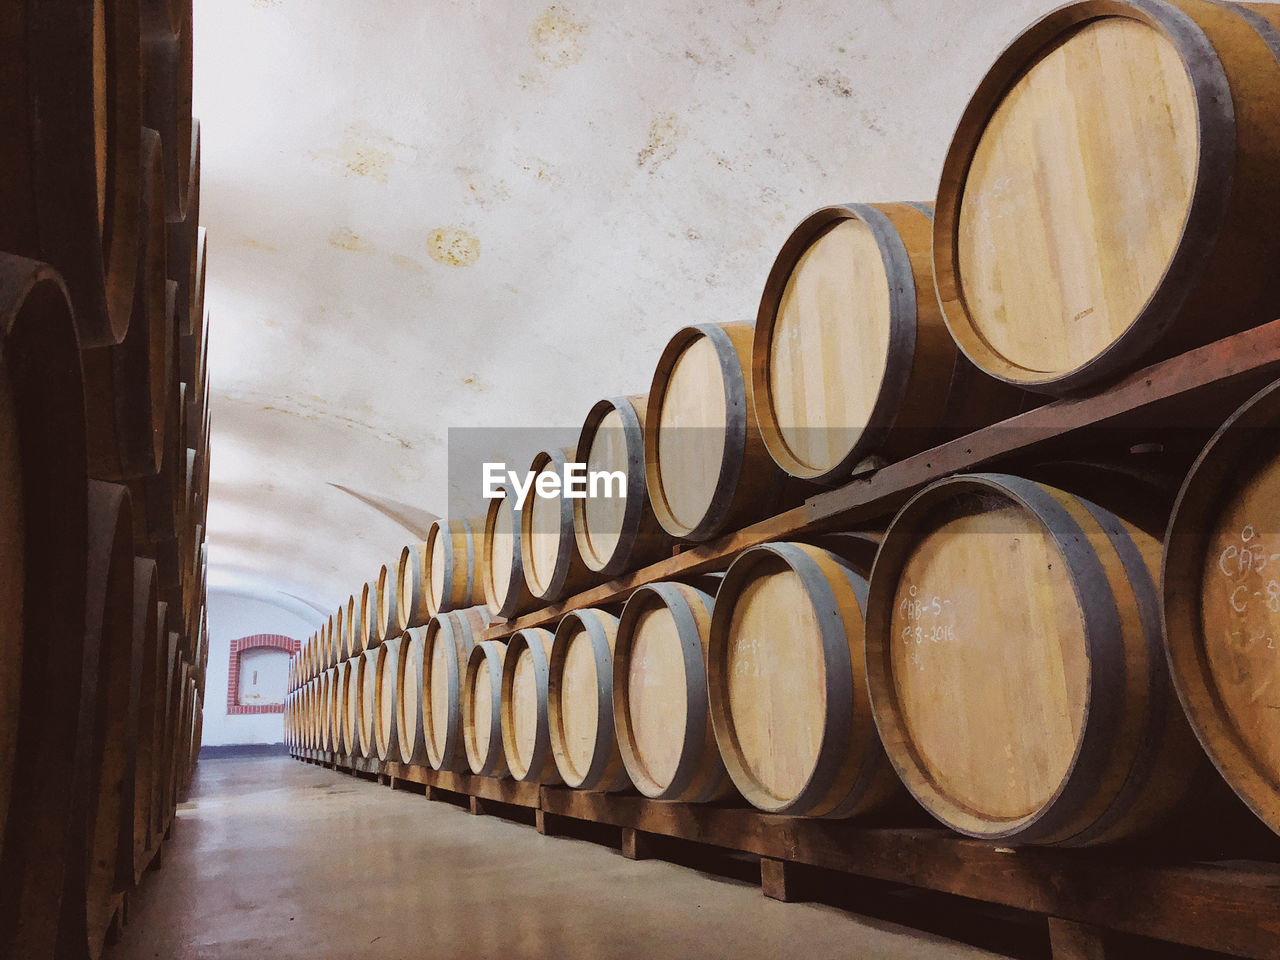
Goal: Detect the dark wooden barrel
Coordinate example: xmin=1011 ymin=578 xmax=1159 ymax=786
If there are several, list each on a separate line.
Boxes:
xmin=0 ymin=0 xmax=144 ymax=346
xmin=613 ymin=583 xmax=732 ymax=802
xmin=933 ymin=0 xmax=1280 ymax=393
xmin=573 ymin=395 xmax=673 ymax=577
xmin=57 ymin=482 xmax=135 ymax=960
xmin=127 ymin=579 xmax=159 ymax=883
xmin=708 ymin=540 xmax=901 ymax=817
xmin=753 ymin=203 xmax=1023 ymax=483
xmin=645 ymin=323 xmax=786 ymax=541
xmin=82 ymin=130 xmax=170 ymax=482
xmin=141 ymin=11 xmax=193 ymax=221
xmin=0 ymin=254 xmax=91 ymax=960
xmin=866 ymin=473 xmax=1203 ymax=845
xmin=1164 ymin=376 xmax=1280 ymax=836
xmin=548 ymin=608 xmax=631 ymax=792
xmin=169 ymin=120 xmax=201 ymax=337
xmin=521 ymin=449 xmax=598 ymax=604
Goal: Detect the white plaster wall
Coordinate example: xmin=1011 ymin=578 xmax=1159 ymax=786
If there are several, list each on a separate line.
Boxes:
xmin=193 ymin=0 xmax=1068 ymax=614
xmin=202 ymin=591 xmax=320 ymax=746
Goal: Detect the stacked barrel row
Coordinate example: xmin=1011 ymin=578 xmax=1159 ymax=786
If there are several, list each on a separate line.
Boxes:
xmin=0 ymin=2 xmax=209 ymax=959
xmin=292 ymin=0 xmax=1280 ymax=852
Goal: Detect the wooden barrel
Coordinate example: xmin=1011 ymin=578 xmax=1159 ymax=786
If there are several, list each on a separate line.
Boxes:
xmin=753 ymin=203 xmax=1023 ymax=483
xmin=933 ymin=0 xmax=1280 ymax=393
xmin=344 ymin=653 xmax=367 ymax=758
xmin=499 ymin=628 xmax=562 ymax=784
xmin=361 ymin=580 xmax=380 ymax=651
xmin=375 ymin=636 xmax=403 ymax=762
xmin=60 ymin=482 xmax=135 ymax=960
xmin=315 ymin=671 xmax=330 ymax=751
xmin=866 ymin=473 xmax=1203 ymax=845
xmin=125 ymin=560 xmax=158 ymax=884
xmin=359 ymin=650 xmax=379 ymax=759
xmin=329 ymin=668 xmax=344 ymax=752
xmin=0 ymin=0 xmax=143 ymax=347
xmin=1164 ymin=376 xmax=1280 ymax=836
xmin=707 ymin=540 xmax=901 ymax=817
xmin=645 ymin=323 xmax=785 ymax=541
xmin=328 ymin=609 xmax=343 ymax=671
xmin=169 ymin=120 xmax=201 ymax=337
xmin=521 ymin=449 xmax=598 ymax=604
xmin=344 ymin=594 xmax=360 ymax=661
xmin=0 ymin=254 xmax=91 ymax=959
xmin=376 ymin=563 xmax=399 ymax=645
xmin=397 ymin=541 xmax=429 ymax=630
xmin=141 ymin=18 xmax=193 ymax=221
xmin=82 ymin=130 xmax=170 ymax=482
xmin=422 ymin=609 xmax=487 ymax=771
xmin=548 ymin=609 xmax=631 ymax=792
xmin=613 ymin=583 xmax=732 ymax=802
xmin=335 ymin=661 xmax=354 ymax=755
xmin=463 ymin=641 xmax=509 ymax=777
xmin=396 ymin=628 xmax=429 ymax=765
xmin=573 ymin=396 xmax=673 ymax=577
xmin=421 ymin=517 xmax=484 ymax=615
xmin=482 ymin=484 xmax=537 ymax=619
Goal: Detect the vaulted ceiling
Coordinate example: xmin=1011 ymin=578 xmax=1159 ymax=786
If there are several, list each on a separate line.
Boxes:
xmin=196 ymin=0 xmax=1061 ymax=620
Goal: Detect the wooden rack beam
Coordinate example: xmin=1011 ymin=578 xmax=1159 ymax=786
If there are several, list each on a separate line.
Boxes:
xmin=295 ymin=748 xmax=1280 ymax=960
xmin=483 ymin=317 xmax=1280 ymax=641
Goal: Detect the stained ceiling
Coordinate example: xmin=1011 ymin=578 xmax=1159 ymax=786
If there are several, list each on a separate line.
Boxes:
xmin=195 ymin=0 xmax=1062 ymax=620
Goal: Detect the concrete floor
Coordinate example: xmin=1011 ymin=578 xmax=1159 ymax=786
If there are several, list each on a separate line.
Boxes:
xmin=106 ymin=757 xmax=1003 ymax=960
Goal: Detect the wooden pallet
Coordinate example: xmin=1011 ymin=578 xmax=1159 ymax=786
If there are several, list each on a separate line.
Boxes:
xmin=481 ymin=317 xmax=1280 ymax=641
xmin=292 ymin=748 xmax=1280 ymax=960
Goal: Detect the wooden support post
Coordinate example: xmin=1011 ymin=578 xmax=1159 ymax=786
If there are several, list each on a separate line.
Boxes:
xmin=469 ymin=795 xmax=487 ymax=816
xmin=388 ymin=775 xmax=399 ymax=791
xmin=423 ymin=784 xmax=436 ymax=801
xmin=1048 ymin=918 xmax=1115 ymax=960
xmin=621 ymin=827 xmax=654 ymax=861
xmin=760 ymin=858 xmax=805 ymax=903
xmin=536 ymin=809 xmax=567 ymax=836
